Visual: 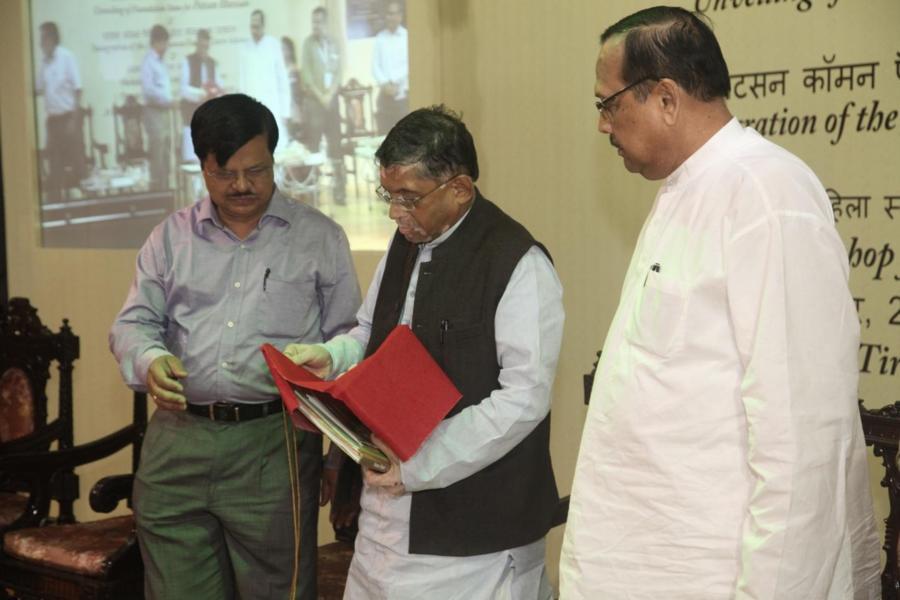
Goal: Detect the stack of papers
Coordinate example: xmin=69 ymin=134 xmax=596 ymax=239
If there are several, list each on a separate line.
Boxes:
xmin=261 ymin=325 xmax=462 ymax=470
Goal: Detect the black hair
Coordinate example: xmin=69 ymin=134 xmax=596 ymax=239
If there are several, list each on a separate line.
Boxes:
xmin=150 ymin=24 xmax=169 ymax=45
xmin=251 ymin=9 xmax=265 ymax=24
xmin=191 ymin=94 xmax=279 ymax=165
xmin=375 ymin=105 xmax=479 ymax=182
xmin=600 ymin=6 xmax=730 ymax=101
xmin=196 ymin=28 xmax=210 ymax=41
xmin=39 ymin=22 xmax=59 ymax=45
xmin=313 ymin=6 xmax=328 ymax=18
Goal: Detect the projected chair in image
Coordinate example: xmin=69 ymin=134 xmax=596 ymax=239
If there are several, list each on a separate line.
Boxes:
xmin=112 ymin=95 xmax=149 ymax=192
xmin=337 ymin=80 xmax=378 ymax=203
xmin=37 ymin=107 xmax=108 ymax=203
xmin=279 ymin=159 xmax=323 ymax=209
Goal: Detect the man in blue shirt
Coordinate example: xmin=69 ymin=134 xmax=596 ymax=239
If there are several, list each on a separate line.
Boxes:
xmin=140 ymin=24 xmax=173 ymax=192
xmin=110 ymin=93 xmax=361 ymax=599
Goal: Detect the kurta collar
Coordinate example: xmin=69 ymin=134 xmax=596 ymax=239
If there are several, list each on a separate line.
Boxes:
xmin=664 ymin=117 xmax=743 ymax=191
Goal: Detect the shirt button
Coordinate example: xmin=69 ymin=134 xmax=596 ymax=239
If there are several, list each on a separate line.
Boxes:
xmin=234 ymin=281 xmax=241 ymax=288
xmin=227 ymin=321 xmax=235 ymax=328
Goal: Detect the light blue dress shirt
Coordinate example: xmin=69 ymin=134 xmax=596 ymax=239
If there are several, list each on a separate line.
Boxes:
xmin=110 ymin=190 xmax=361 ymax=405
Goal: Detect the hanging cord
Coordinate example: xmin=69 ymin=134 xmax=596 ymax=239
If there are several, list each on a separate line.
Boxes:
xmin=283 ymin=409 xmax=302 ymax=600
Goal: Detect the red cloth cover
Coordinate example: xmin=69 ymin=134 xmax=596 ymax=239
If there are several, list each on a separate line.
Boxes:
xmin=261 ymin=325 xmax=461 ymax=461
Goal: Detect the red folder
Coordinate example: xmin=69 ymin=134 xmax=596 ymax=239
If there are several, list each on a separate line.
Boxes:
xmin=261 ymin=325 xmax=462 ymax=461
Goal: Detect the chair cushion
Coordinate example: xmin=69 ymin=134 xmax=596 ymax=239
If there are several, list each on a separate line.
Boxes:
xmin=317 ymin=540 xmax=354 ymax=599
xmin=3 ymin=515 xmax=135 ymax=577
xmin=0 ymin=492 xmax=28 ymax=527
xmin=0 ymin=368 xmax=35 ymax=442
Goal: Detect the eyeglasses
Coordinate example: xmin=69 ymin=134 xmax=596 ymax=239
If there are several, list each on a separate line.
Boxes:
xmin=204 ymin=164 xmax=273 ymax=185
xmin=375 ymin=175 xmax=460 ymax=210
xmin=595 ymin=76 xmax=656 ymax=119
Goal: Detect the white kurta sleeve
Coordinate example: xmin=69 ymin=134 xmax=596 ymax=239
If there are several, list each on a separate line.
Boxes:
xmin=319 ymin=252 xmax=386 ymax=375
xmin=400 ymin=246 xmax=564 ymax=491
xmin=725 ymin=194 xmax=865 ymax=598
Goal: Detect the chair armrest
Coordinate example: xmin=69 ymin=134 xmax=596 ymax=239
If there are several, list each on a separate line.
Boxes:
xmin=90 ymin=474 xmax=134 ymax=513
xmin=0 ymin=424 xmax=138 ymax=476
xmin=0 ymin=419 xmax=64 ymax=455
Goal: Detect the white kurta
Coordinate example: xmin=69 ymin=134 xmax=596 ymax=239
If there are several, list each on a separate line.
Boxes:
xmin=372 ymin=25 xmax=409 ymax=99
xmin=323 ymin=207 xmax=564 ymax=600
xmin=239 ymin=35 xmax=290 ymax=123
xmin=560 ymin=119 xmax=881 ymax=599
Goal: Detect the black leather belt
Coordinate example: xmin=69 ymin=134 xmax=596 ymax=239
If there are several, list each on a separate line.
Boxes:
xmin=186 ymin=399 xmax=283 ymax=423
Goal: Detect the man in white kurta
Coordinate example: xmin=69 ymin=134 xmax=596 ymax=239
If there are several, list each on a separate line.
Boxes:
xmin=239 ymin=10 xmax=290 ymax=148
xmin=560 ymin=7 xmax=880 ymax=599
xmin=371 ymin=1 xmax=409 ymax=134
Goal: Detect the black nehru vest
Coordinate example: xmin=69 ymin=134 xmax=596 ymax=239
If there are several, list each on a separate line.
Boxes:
xmin=365 ymin=192 xmax=559 ymax=556
xmin=180 ymin=53 xmax=216 ymax=124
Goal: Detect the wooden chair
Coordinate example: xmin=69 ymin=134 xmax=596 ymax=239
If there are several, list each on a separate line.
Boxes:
xmin=0 ymin=297 xmax=79 ymax=532
xmin=860 ymin=399 xmax=900 ymax=600
xmin=113 ymin=95 xmax=148 ymax=170
xmin=0 ymin=392 xmax=147 ymax=600
xmin=337 ymin=80 xmax=378 ymax=199
xmin=79 ymin=106 xmax=110 ymax=175
xmin=36 ymin=106 xmax=108 ymax=203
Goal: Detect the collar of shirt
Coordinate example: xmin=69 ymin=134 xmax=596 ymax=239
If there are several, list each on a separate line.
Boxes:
xmin=664 ymin=117 xmax=743 ymax=192
xmin=381 ymin=25 xmax=407 ymax=38
xmin=193 ymin=188 xmax=292 ymax=240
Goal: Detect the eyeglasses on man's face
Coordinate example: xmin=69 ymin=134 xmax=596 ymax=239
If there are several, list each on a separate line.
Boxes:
xmin=594 ymin=76 xmax=656 ymax=120
xmin=376 ymin=174 xmax=460 ymax=210
xmin=204 ymin=164 xmax=273 ymax=186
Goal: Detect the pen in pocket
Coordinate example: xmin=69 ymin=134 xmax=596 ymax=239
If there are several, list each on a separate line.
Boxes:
xmin=643 ymin=263 xmax=661 ymax=287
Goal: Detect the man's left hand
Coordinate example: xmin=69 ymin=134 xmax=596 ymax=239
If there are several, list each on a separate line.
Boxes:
xmin=363 ymin=436 xmax=405 ymax=496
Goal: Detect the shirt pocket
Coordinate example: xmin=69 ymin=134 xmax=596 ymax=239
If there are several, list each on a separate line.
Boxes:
xmin=625 ymin=270 xmax=687 ymax=357
xmin=257 ymin=277 xmax=318 ymax=339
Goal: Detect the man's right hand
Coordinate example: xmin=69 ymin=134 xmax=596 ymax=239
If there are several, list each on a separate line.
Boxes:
xmin=147 ymin=355 xmax=188 ymax=410
xmin=283 ymin=344 xmax=333 ymax=379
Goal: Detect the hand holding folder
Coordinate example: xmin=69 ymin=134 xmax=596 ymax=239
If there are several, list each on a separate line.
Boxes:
xmin=261 ymin=325 xmax=462 ymax=469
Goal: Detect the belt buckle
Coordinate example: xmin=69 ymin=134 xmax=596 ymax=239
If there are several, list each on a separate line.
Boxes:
xmin=209 ymin=402 xmax=240 ymax=422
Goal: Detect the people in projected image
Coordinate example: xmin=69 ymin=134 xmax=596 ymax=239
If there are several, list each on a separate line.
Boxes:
xmin=180 ymin=29 xmax=222 ymax=163
xmin=240 ymin=9 xmax=291 ymax=149
xmin=281 ymin=36 xmax=308 ymax=143
xmin=141 ymin=24 xmax=174 ymax=192
xmin=372 ymin=1 xmax=409 ymax=134
xmin=301 ymin=6 xmax=346 ymax=205
xmin=35 ymin=21 xmax=87 ymax=202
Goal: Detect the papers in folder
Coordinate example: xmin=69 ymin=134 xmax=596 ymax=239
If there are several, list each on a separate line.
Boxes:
xmin=261 ymin=325 xmax=462 ymax=469
xmin=292 ymin=388 xmax=391 ymax=473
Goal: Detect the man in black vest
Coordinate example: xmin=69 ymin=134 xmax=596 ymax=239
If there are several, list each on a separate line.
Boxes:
xmin=286 ymin=105 xmax=564 ymax=599
xmin=179 ymin=29 xmax=221 ymax=163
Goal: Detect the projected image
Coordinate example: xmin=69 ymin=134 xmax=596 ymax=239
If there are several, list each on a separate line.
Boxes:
xmin=31 ymin=0 xmax=408 ymax=250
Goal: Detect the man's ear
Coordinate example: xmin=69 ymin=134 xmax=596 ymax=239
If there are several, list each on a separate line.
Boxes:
xmin=450 ymin=174 xmax=475 ymax=204
xmin=655 ymin=78 xmax=681 ymax=126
